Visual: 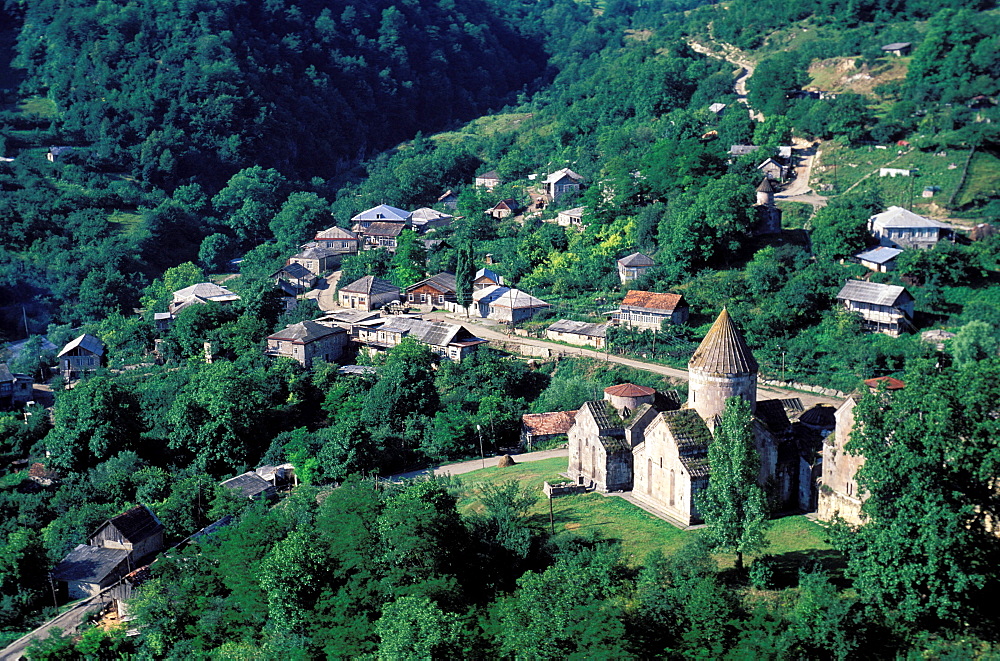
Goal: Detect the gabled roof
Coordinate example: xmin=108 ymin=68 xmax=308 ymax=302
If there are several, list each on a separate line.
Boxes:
xmin=620 ymin=290 xmax=684 ymax=313
xmin=57 ymin=333 xmax=104 ymax=358
xmin=314 ymin=226 xmax=359 ymax=241
xmin=220 ymin=472 xmax=273 ymax=498
xmin=374 ymin=317 xmax=470 ymax=348
xmin=437 ymin=189 xmax=457 ymax=201
xmin=340 ymin=275 xmax=399 ymax=296
xmin=407 ymin=272 xmax=457 ymax=294
xmin=544 ymin=168 xmax=583 ymax=184
xmin=855 ymin=246 xmax=903 ymax=264
xmin=836 ymin=280 xmax=911 ymax=306
xmin=98 ymin=505 xmax=163 ymax=544
xmin=489 ymin=198 xmax=522 ymax=212
xmin=709 ymin=103 xmax=727 ymax=113
xmin=729 ymin=145 xmax=762 ymax=156
xmin=364 ymin=222 xmax=405 ymax=238
xmin=870 ymin=206 xmax=950 ymax=230
xmin=558 ymin=206 xmax=585 ymax=218
xmin=476 ymin=170 xmax=501 ymax=181
xmin=757 ymin=157 xmax=784 ymax=169
xmin=522 ymin=410 xmax=577 ymax=436
xmin=689 ymin=308 xmax=758 ymax=375
xmin=473 ymin=285 xmax=507 ymax=303
xmin=604 ymin=383 xmax=655 ymax=398
xmin=547 ymin=319 xmax=608 ymax=337
xmin=267 ymin=320 xmax=345 ymax=344
xmin=411 ymin=207 xmax=453 ymax=223
xmin=351 ymin=204 xmax=411 ymax=223
xmin=864 ymin=376 xmax=906 ymax=391
xmin=275 ymin=262 xmax=314 ymax=280
xmin=172 ymin=282 xmax=240 ymax=305
xmin=474 ymin=268 xmax=504 ymax=285
xmin=617 ymin=252 xmax=655 ymax=268
xmin=51 ymin=544 xmax=128 ymax=583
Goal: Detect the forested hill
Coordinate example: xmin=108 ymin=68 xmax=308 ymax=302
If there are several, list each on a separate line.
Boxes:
xmin=9 ymin=0 xmax=561 ymax=188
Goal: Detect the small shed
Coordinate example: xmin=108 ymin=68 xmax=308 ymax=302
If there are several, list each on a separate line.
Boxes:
xmin=51 ymin=545 xmax=130 ymax=600
xmin=521 ymin=410 xmax=577 ymax=449
xmin=220 ymin=472 xmax=276 ymax=500
xmin=881 ymin=42 xmax=912 ymax=57
xmin=854 ymin=246 xmax=903 ymax=273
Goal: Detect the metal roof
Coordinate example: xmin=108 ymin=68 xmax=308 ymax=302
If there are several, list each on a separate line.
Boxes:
xmin=617 ymin=252 xmax=655 ymax=268
xmin=340 ymin=275 xmax=399 ymax=297
xmin=688 ymin=308 xmax=758 ymax=375
xmin=267 ymin=320 xmax=345 ymax=343
xmin=855 ymin=247 xmax=903 ymax=264
xmin=489 ymin=288 xmax=550 ymax=310
xmin=57 ymin=333 xmax=104 ymax=358
xmin=364 ymin=222 xmax=405 ymax=237
xmin=407 ymin=272 xmax=457 ymax=294
xmin=881 ymin=42 xmax=911 ymax=50
xmin=547 ymin=319 xmax=607 ymax=337
xmin=51 ymin=545 xmax=128 ymax=583
xmin=544 ymin=168 xmax=583 ymax=184
xmin=314 ymin=225 xmax=358 ymax=241
xmin=351 ymin=204 xmax=411 ymax=222
xmin=837 ymin=279 xmax=910 ymax=306
xmin=172 ymin=282 xmax=238 ymax=301
xmin=276 ymin=262 xmax=315 ymax=279
xmin=220 ymin=472 xmax=273 ymax=498
xmin=870 ymin=206 xmax=950 ymax=230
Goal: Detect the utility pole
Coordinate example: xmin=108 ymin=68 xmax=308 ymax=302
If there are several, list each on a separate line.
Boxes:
xmin=548 ymin=495 xmax=555 ymax=535
xmin=476 ymin=424 xmax=485 ymax=470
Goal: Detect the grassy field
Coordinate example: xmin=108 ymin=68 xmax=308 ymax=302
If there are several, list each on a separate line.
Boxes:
xmin=18 ymin=95 xmax=57 ymax=119
xmin=454 ymin=457 xmax=834 ymax=570
xmin=955 ymin=149 xmax=1000 ymax=211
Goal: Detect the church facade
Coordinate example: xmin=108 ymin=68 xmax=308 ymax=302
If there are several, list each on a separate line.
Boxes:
xmin=567 ymin=309 xmax=800 ymax=525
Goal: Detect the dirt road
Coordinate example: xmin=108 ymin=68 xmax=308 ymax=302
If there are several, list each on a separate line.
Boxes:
xmin=312 ymin=270 xmax=342 ymax=311
xmin=1 ymin=591 xmax=113 ymax=660
xmin=391 ymin=447 xmax=569 ymax=481
xmin=688 ymin=41 xmax=763 ymax=122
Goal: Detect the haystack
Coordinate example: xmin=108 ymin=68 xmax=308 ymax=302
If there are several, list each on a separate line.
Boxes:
xmin=496 ymin=454 xmax=517 ymax=468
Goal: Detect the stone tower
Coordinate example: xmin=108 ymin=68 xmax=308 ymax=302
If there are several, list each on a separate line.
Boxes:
xmin=753 ymin=177 xmax=782 ymax=235
xmin=687 ymin=308 xmax=758 ymax=421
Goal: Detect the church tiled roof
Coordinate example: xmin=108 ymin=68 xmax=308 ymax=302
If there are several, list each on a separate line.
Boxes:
xmin=688 ymin=308 xmax=758 ymax=375
xmin=604 ymin=383 xmax=655 ymax=398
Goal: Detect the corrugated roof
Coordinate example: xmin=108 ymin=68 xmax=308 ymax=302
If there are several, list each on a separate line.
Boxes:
xmin=57 ymin=333 xmax=104 ymax=358
xmin=220 ymin=472 xmax=273 ymax=498
xmin=547 ymin=319 xmax=607 ymax=337
xmin=407 ymin=272 xmax=457 ymax=294
xmin=351 ymin=204 xmax=411 ymax=222
xmin=364 ymin=222 xmax=405 ymax=237
xmin=267 ymin=320 xmax=345 ymax=343
xmin=489 ymin=288 xmax=550 ymax=310
xmin=411 ymin=207 xmax=453 ymax=223
xmin=688 ymin=308 xmax=758 ymax=375
xmin=376 ymin=317 xmax=463 ymax=347
xmin=314 ymin=226 xmax=358 ymax=241
xmin=855 ymin=247 xmax=903 ymax=264
xmin=544 ymin=168 xmax=583 ymax=184
xmin=620 ymin=290 xmax=684 ymax=313
xmin=51 ymin=544 xmax=128 ymax=583
xmin=617 ymin=252 xmax=655 ymax=268
xmin=604 ymin=383 xmax=655 ymax=398
xmin=340 ymin=275 xmax=399 ymax=297
xmin=864 ymin=376 xmax=906 ymax=391
xmin=870 ymin=206 xmax=950 ymax=230
xmin=522 ymin=410 xmax=576 ymax=436
xmin=837 ymin=279 xmax=910 ymax=306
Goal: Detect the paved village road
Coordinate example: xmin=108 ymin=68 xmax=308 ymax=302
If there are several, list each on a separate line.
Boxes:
xmin=391 ymin=448 xmax=569 ymax=481
xmin=425 ymin=313 xmax=842 ymax=410
xmin=1 ymin=591 xmax=112 ymax=660
xmin=312 ymin=270 xmax=342 ymax=311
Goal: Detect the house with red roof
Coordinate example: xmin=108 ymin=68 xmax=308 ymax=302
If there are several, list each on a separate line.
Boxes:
xmin=613 ymin=291 xmax=688 ymax=331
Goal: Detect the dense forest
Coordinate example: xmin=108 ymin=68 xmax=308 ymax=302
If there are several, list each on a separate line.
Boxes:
xmin=0 ymin=0 xmax=999 ymax=656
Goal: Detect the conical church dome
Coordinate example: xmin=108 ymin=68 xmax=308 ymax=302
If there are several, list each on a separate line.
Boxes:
xmin=688 ymin=308 xmax=758 ymax=375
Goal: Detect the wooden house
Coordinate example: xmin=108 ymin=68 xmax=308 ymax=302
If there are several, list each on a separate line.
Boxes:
xmin=613 ymin=291 xmax=688 ymax=331
xmin=265 ymin=320 xmax=347 ymax=368
xmin=437 ymin=189 xmax=458 ymax=209
xmin=89 ymin=505 xmax=165 ymax=563
xmin=57 ymin=333 xmax=104 ymax=375
xmin=543 ymin=168 xmax=583 ymax=202
xmin=836 ymin=279 xmax=914 ymax=336
xmin=405 ymin=272 xmax=457 ymax=308
xmin=51 ymin=545 xmax=131 ymax=600
xmin=220 ymin=472 xmax=276 ymax=500
xmin=361 ymin=222 xmax=405 ymax=249
xmin=757 ymin=157 xmax=790 ymax=181
xmin=338 ymin=276 xmax=400 ymax=311
xmin=0 ymin=363 xmax=32 ymax=410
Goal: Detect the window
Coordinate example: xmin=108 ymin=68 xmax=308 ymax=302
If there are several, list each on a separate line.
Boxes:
xmin=438 ymin=295 xmax=445 ymax=304
xmin=420 ymin=294 xmax=427 ymax=303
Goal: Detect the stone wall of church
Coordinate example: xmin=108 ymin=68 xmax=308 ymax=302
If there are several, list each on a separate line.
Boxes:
xmin=817 ymin=397 xmax=866 ymax=525
xmin=633 ymin=417 xmax=698 ymax=525
xmin=688 ymin=370 xmax=757 ymax=421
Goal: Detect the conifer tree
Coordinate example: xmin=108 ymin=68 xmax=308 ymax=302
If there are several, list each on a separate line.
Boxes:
xmin=700 ymin=396 xmax=769 ymax=571
xmin=455 ymin=241 xmax=475 ymax=310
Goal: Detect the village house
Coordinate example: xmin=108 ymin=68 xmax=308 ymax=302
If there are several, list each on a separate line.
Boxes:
xmin=317 ymin=308 xmax=383 ymax=338
xmin=617 ymin=252 xmax=655 ymax=283
xmin=879 ymin=167 xmax=912 ymax=178
xmin=729 ymin=145 xmax=763 ymax=157
xmin=288 ymin=243 xmax=342 ymax=275
xmin=567 ymin=309 xmax=799 ymax=526
xmin=471 ymin=286 xmax=551 ymax=323
xmin=338 ymin=276 xmax=400 ymax=311
xmin=52 ymin=506 xmax=164 ymax=600
xmin=546 ymin=319 xmax=608 ymax=349
xmin=556 ymin=206 xmax=586 ymax=228
xmin=613 ymin=291 xmax=688 ymax=331
xmin=521 ymin=410 xmax=577 ymax=450
xmin=410 ymin=207 xmax=454 ymax=233
xmin=543 ymin=168 xmax=584 ymax=202
xmin=753 ymin=177 xmax=782 ymax=235
xmin=437 ymin=189 xmax=458 ymax=209
xmin=356 ymin=316 xmax=487 ymax=361
xmin=837 ymin=279 xmax=915 ymax=336
xmin=57 ymin=333 xmax=104 ymax=375
xmin=221 ymin=472 xmax=276 ymax=500
xmin=47 ymin=146 xmax=73 ymax=162
xmin=0 ymin=364 xmax=32 ymax=410
xmin=312 ymin=226 xmax=360 ymax=255
xmin=757 ymin=156 xmax=790 ymax=181
xmin=405 ymin=272 xmax=457 ymax=309
xmin=474 ymin=170 xmax=502 ymax=190
xmin=487 ymin=198 xmax=523 ymax=220
xmin=350 ymin=204 xmax=412 ymax=229
xmin=854 ymin=246 xmax=902 ymax=273
xmin=272 ymin=262 xmax=316 ymax=295
xmin=360 ymin=221 xmax=406 ymax=249
xmin=168 ymin=282 xmax=240 ymax=314
xmin=473 ymin=267 xmax=504 ymax=291
xmin=869 ymin=206 xmax=951 ymax=249
xmin=817 ymin=377 xmax=906 ymax=525
xmin=881 ymin=42 xmax=912 ymax=56
xmin=265 ymin=320 xmax=348 ymax=368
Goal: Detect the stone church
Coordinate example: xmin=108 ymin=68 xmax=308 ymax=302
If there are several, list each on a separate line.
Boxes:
xmin=567 ymin=309 xmax=801 ymax=525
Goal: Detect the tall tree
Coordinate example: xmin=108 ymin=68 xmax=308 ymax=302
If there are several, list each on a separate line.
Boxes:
xmin=454 ymin=241 xmax=475 ymax=309
xmin=699 ymin=396 xmax=769 ymax=571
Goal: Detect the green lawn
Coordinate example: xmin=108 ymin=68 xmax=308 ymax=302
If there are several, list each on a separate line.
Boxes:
xmin=18 ymin=95 xmax=57 ymax=118
xmin=454 ymin=457 xmax=834 ymax=570
xmin=955 ymin=149 xmax=1000 ymax=210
